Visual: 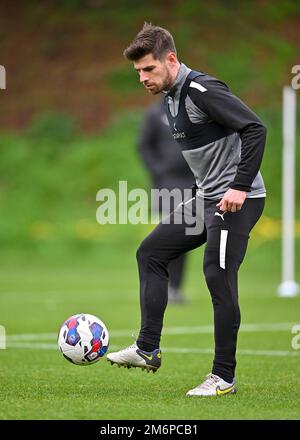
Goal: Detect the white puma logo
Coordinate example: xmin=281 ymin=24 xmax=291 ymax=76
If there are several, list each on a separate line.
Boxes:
xmin=214 ymin=212 xmax=226 ymax=221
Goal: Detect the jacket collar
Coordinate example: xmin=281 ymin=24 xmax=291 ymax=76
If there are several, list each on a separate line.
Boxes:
xmin=165 ymin=63 xmax=191 ymax=98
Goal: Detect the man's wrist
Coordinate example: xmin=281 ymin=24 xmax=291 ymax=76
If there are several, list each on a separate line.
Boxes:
xmin=228 ymin=182 xmax=251 ymax=192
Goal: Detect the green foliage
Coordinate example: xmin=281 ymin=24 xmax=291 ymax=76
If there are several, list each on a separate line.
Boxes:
xmin=27 ymin=111 xmax=77 ymax=143
xmin=0 ymin=110 xmax=147 ymax=250
xmin=206 ymin=41 xmax=257 ymax=96
xmin=266 ymin=0 xmax=300 ymax=21
xmin=105 ymin=66 xmax=141 ymax=97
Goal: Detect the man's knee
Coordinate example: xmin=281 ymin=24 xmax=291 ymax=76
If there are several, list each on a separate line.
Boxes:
xmin=136 ymin=243 xmax=145 ymax=264
xmin=136 ymin=237 xmax=153 ymax=263
xmin=136 ymin=236 xmax=164 ymax=273
xmin=136 ymin=238 xmax=169 ymax=279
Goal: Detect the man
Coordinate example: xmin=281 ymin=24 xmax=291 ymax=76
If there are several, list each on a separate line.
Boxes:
xmin=137 ymin=98 xmax=194 ymax=303
xmin=107 ymin=23 xmax=266 ymax=397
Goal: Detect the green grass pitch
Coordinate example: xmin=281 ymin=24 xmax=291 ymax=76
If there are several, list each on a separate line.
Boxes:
xmin=0 ymin=238 xmax=299 ymax=420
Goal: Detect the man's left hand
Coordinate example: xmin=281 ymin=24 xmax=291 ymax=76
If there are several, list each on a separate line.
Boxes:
xmin=216 ymin=188 xmax=247 ymax=213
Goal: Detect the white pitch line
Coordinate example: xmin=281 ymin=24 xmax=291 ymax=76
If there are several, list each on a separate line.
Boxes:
xmin=6 ymin=322 xmax=297 ymax=341
xmin=4 ymin=342 xmax=300 ymax=357
xmin=7 ymin=333 xmax=57 ymax=341
xmin=163 ymin=347 xmax=300 ymax=357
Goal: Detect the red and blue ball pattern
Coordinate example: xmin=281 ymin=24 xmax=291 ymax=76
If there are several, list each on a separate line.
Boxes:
xmin=85 ymin=322 xmax=109 ymax=361
xmin=58 ymin=313 xmax=109 ymax=365
xmin=65 ymin=317 xmax=81 ymax=346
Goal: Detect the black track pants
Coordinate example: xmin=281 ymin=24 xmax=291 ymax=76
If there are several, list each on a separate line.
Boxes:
xmin=136 ymin=196 xmax=265 ymax=382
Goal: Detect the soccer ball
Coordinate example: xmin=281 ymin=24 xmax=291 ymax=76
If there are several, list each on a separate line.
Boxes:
xmin=58 ymin=313 xmax=109 ymax=365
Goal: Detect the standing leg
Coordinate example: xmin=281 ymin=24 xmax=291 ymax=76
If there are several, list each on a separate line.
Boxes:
xmin=203 ymin=198 xmax=265 ymax=383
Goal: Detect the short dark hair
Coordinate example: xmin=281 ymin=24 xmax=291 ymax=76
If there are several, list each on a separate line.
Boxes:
xmin=123 ymin=23 xmax=176 ymax=61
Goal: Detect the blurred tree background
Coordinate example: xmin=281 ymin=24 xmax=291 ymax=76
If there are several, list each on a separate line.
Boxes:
xmin=0 ymin=0 xmax=299 ymax=260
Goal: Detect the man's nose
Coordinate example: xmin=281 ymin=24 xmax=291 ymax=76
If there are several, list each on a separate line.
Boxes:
xmin=139 ymin=71 xmax=148 ymax=83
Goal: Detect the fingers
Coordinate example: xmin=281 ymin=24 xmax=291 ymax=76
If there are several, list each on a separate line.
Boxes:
xmin=216 ymin=200 xmax=241 ymax=213
xmin=226 ymin=203 xmax=240 ymax=213
xmin=216 ymin=199 xmax=226 ymax=212
xmin=218 ymin=200 xmax=234 ymax=212
xmin=216 ymin=189 xmax=246 ymax=213
xmin=228 ymin=203 xmax=243 ymax=212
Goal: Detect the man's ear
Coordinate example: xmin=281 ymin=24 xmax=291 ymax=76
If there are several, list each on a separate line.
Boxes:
xmin=166 ymin=52 xmax=178 ymax=66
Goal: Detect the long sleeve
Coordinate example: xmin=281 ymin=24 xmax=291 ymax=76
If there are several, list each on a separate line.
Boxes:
xmin=188 ymin=78 xmax=267 ymax=191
